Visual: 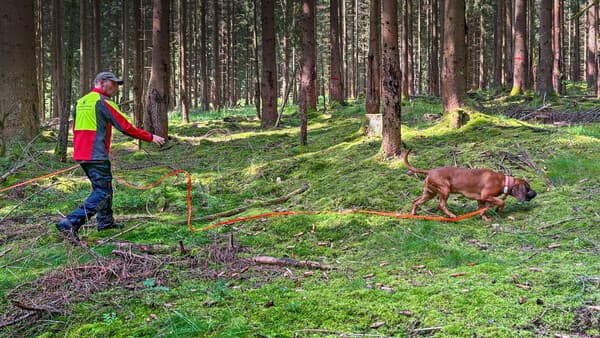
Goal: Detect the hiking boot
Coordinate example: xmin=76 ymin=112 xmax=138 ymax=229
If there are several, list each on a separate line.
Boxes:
xmin=56 ymin=218 xmax=80 ymax=241
xmin=97 ymin=222 xmax=124 ymax=231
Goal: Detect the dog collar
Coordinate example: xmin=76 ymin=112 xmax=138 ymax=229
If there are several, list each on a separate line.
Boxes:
xmin=503 ymin=175 xmax=514 ymax=194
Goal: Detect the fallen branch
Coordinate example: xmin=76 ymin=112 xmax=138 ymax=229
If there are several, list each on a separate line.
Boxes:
xmin=111 ymin=241 xmax=175 ymax=255
xmin=538 ymin=217 xmax=584 ymax=231
xmin=96 ymin=222 xmax=145 ymax=246
xmin=0 ymin=248 xmax=12 ymax=257
xmin=185 ymin=183 xmax=310 ymax=224
xmin=12 ymin=300 xmax=63 ymax=314
xmin=0 ymin=312 xmax=37 ymax=329
xmin=250 ymin=255 xmax=335 ymax=270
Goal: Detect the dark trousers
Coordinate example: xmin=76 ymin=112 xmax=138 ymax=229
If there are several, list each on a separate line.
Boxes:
xmin=66 ymin=161 xmax=114 ymax=229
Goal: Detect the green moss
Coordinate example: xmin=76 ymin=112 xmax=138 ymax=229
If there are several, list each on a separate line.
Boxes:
xmin=1 ymin=99 xmax=599 ymax=337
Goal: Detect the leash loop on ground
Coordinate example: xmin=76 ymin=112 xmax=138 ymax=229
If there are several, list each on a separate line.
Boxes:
xmin=2 ymin=165 xmax=492 ymax=233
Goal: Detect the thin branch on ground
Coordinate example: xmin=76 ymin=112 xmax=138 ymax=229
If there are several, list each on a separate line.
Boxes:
xmin=186 ymin=183 xmax=310 ymax=224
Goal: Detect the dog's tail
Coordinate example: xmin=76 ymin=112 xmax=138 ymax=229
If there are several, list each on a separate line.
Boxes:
xmin=402 ymin=149 xmax=429 ymax=175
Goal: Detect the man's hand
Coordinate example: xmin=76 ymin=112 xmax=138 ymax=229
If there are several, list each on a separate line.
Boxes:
xmin=152 ymin=134 xmax=166 ymax=145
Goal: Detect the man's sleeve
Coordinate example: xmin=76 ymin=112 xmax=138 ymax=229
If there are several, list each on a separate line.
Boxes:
xmin=101 ymin=99 xmax=153 ymax=142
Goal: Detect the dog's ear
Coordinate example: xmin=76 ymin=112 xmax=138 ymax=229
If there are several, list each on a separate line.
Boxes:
xmin=511 ymin=182 xmax=527 ymax=201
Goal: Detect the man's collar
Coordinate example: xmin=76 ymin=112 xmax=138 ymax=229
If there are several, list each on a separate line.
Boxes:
xmin=92 ymin=87 xmax=109 ymax=97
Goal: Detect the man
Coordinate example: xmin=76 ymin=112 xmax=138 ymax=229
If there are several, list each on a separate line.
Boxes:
xmin=57 ymin=71 xmax=165 ymax=239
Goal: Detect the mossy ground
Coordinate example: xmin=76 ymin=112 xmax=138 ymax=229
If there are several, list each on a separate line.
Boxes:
xmin=1 ymin=95 xmax=599 ymax=337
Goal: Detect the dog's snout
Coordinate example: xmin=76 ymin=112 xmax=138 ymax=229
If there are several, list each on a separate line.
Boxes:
xmin=525 ymin=190 xmax=537 ymax=201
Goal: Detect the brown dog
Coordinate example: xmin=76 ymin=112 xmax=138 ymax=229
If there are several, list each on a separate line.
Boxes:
xmin=403 ymin=149 xmax=536 ymax=221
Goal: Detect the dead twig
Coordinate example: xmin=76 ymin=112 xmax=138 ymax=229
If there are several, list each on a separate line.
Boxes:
xmin=185 ymin=183 xmax=310 ymax=224
xmin=0 ymin=312 xmax=37 ymax=329
xmin=110 ymin=241 xmax=176 ymax=255
xmin=250 ymin=256 xmax=335 ymax=270
xmin=0 ymin=248 xmax=12 ymax=257
xmin=96 ymin=222 xmax=145 ymax=246
xmin=537 ymin=217 xmax=585 ymax=231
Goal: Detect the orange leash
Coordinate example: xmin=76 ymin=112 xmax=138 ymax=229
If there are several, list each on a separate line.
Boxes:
xmin=2 ymin=165 xmax=492 ymax=232
xmin=197 ymin=207 xmax=492 ymax=232
xmin=0 ymin=164 xmax=80 ymax=193
xmin=115 ymin=170 xmax=194 ymax=232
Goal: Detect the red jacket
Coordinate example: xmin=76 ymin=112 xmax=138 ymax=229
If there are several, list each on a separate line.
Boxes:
xmin=72 ymin=88 xmax=152 ymax=161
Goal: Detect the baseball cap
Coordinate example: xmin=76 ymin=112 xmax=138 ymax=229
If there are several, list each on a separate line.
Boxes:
xmin=94 ymin=71 xmax=123 ymax=85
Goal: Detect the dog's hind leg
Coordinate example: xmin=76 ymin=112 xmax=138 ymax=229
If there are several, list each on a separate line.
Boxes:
xmin=437 ymin=190 xmax=457 ymax=218
xmin=410 ymin=188 xmax=437 ymax=215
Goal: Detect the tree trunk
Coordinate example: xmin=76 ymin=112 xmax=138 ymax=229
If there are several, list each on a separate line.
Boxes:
xmin=552 ymin=0 xmax=563 ymax=94
xmin=52 ymin=0 xmax=67 ymax=161
xmin=133 ymin=0 xmax=144 ymax=129
xmin=0 ymin=0 xmax=39 ymax=156
xmin=211 ymin=0 xmax=221 ymax=111
xmin=144 ymin=0 xmax=170 ymax=138
xmin=478 ymin=0 xmax=487 ymax=90
xmin=179 ymin=0 xmax=189 ymax=122
xmin=80 ymin=0 xmax=91 ymax=95
xmin=442 ymin=0 xmax=466 ymax=116
xmin=493 ymin=0 xmax=504 ymax=91
xmin=527 ymin=0 xmax=535 ymax=89
xmin=536 ymin=0 xmax=554 ymax=98
xmin=200 ymin=0 xmax=209 ymax=111
xmin=511 ymin=0 xmax=528 ymax=95
xmin=93 ymin=0 xmax=100 ymax=75
xmin=300 ymin=0 xmax=316 ymax=145
xmin=253 ymin=0 xmax=261 ymax=118
xmin=261 ymin=0 xmax=278 ymax=127
xmin=571 ymin=0 xmax=581 ymax=81
xmin=121 ymin=0 xmax=130 ymax=104
xmin=280 ymin=0 xmax=290 ymax=111
xmin=36 ymin=0 xmax=45 ymax=120
xmin=431 ymin=0 xmax=440 ymax=96
xmin=329 ymin=0 xmax=344 ymax=104
xmin=381 ymin=0 xmax=402 ymax=158
xmin=587 ymin=0 xmax=597 ymax=91
xmin=366 ymin=0 xmax=381 ymax=115
xmin=503 ymin=0 xmax=513 ymax=89
xmin=352 ymin=0 xmax=358 ymax=98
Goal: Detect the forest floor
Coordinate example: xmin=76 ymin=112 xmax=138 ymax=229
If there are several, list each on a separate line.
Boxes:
xmin=1 ymin=93 xmax=599 ymax=337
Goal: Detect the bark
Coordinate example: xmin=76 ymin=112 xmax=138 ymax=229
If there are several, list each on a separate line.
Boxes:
xmin=381 ymin=0 xmax=402 ymax=157
xmin=503 ymin=0 xmax=513 ymax=89
xmin=36 ymin=0 xmax=45 ymax=120
xmin=252 ymin=0 xmax=261 ymax=118
xmin=366 ymin=0 xmax=381 ymax=114
xmin=587 ymin=0 xmax=597 ymax=90
xmin=300 ymin=0 xmax=316 ymax=145
xmin=552 ymin=0 xmax=563 ymax=94
xmin=80 ymin=0 xmax=91 ymax=95
xmin=200 ymin=0 xmax=209 ymax=111
xmin=211 ymin=0 xmax=221 ymax=111
xmin=536 ymin=0 xmax=554 ymax=97
xmin=511 ymin=0 xmax=528 ymax=95
xmin=493 ymin=0 xmax=504 ymax=91
xmin=52 ymin=0 xmax=67 ymax=161
xmin=179 ymin=0 xmax=189 ymax=122
xmin=93 ymin=0 xmax=100 ymax=75
xmin=431 ymin=0 xmax=440 ymax=96
xmin=0 ymin=0 xmax=40 ymax=156
xmin=260 ymin=0 xmax=278 ymax=127
xmin=571 ymin=0 xmax=581 ymax=81
xmin=121 ymin=0 xmax=130 ymax=104
xmin=133 ymin=0 xmax=144 ymax=128
xmin=478 ymin=0 xmax=487 ymax=90
xmin=144 ymin=0 xmax=170 ymax=138
xmin=280 ymin=0 xmax=291 ymax=110
xmin=442 ymin=0 xmax=466 ymax=114
xmin=329 ymin=0 xmax=345 ymax=104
